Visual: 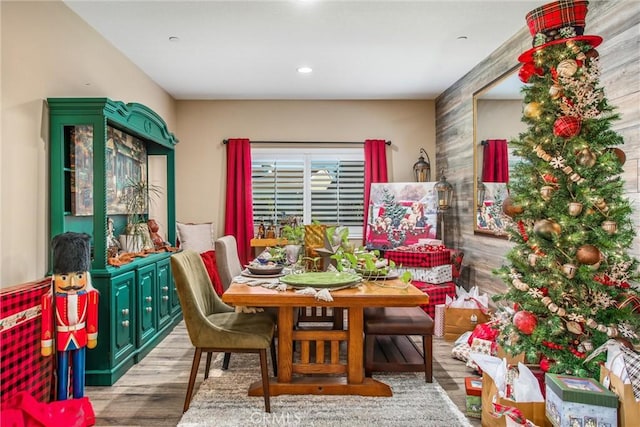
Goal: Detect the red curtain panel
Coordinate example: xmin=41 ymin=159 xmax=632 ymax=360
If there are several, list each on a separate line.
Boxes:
xmin=224 ymin=138 xmax=254 ymax=266
xmin=482 ymin=139 xmax=509 ymax=183
xmin=363 ymin=140 xmax=388 ymax=242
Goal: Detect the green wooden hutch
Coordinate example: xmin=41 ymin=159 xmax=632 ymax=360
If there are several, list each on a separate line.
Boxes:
xmin=48 ymin=98 xmax=181 ymax=385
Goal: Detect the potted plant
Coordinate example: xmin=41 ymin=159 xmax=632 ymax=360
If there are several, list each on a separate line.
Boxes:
xmin=118 ymin=178 xmax=161 ymax=252
xmin=280 ymin=224 xmax=305 ymax=264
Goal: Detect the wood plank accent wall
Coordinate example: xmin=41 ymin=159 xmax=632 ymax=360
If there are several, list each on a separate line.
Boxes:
xmin=435 ymin=0 xmax=640 ymax=297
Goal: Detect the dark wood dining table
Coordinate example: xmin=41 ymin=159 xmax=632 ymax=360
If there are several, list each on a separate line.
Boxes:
xmin=222 ymin=279 xmax=429 ymax=397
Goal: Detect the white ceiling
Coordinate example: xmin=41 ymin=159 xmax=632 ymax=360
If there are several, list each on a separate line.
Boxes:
xmin=64 ymin=0 xmax=538 ymax=100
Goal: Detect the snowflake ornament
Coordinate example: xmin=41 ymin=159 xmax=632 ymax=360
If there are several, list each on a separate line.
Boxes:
xmin=528 ymin=288 xmax=544 ymax=298
xmin=618 ymin=322 xmax=638 ymax=339
xmin=550 ymin=156 xmax=566 ymax=169
xmin=568 ymin=313 xmax=586 ymax=322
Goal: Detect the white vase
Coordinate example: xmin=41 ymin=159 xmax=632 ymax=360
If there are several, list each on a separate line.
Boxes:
xmin=119 ymin=234 xmax=143 ymax=253
xmin=284 ymin=244 xmax=302 ymax=264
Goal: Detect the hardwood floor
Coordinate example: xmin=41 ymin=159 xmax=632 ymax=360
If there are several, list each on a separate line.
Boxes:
xmin=87 ymin=321 xmax=482 ymax=426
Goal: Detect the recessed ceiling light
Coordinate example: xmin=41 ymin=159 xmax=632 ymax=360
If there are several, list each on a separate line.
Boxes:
xmin=169 ymin=36 xmax=180 ymax=42
xmin=297 ymin=66 xmax=313 ymax=74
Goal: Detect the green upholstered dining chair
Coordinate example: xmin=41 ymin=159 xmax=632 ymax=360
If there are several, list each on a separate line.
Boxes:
xmin=170 ymin=250 xmax=276 ymax=413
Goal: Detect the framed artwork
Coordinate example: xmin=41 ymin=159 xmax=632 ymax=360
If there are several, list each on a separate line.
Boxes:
xmin=70 ymin=125 xmax=147 ymax=216
xmin=476 ymin=182 xmax=513 ymax=236
xmin=69 ymin=125 xmax=94 ymax=216
xmin=365 ymin=182 xmax=438 ymax=249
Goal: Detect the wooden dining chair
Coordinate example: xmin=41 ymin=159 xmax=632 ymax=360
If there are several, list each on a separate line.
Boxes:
xmin=170 ymin=250 xmax=276 ymax=412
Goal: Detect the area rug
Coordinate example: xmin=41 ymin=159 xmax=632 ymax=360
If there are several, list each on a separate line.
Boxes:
xmin=178 ymin=353 xmax=472 ymax=427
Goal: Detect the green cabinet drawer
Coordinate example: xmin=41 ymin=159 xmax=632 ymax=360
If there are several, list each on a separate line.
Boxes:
xmin=137 ymin=263 xmax=157 ymax=347
xmin=112 ymin=271 xmax=136 ymax=363
xmin=157 ymin=258 xmax=172 ymax=329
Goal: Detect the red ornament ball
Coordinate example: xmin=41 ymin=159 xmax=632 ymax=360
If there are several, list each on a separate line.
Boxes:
xmin=539 ymin=357 xmax=553 ymax=372
xmin=553 ymin=116 xmax=582 ymax=138
xmin=519 ymin=62 xmax=543 ymax=83
xmin=513 ymin=311 xmax=538 ymax=335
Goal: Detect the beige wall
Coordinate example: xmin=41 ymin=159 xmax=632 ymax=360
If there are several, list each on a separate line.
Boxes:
xmin=1 ymin=1 xmax=176 ymax=286
xmin=174 ymin=100 xmax=435 ymax=237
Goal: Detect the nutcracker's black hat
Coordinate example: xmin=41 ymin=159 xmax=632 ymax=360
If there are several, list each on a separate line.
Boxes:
xmin=51 ymin=232 xmax=91 ymax=274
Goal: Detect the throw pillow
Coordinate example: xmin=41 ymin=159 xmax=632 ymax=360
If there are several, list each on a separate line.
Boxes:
xmin=176 ymin=222 xmax=215 ymax=253
xmin=200 ymin=250 xmax=224 ymax=296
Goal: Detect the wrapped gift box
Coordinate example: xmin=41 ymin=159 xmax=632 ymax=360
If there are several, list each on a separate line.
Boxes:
xmin=413 ymin=281 xmax=456 ymax=318
xmin=545 ymin=373 xmax=618 ymax=427
xmin=1 ymin=278 xmax=54 ymax=403
xmin=465 ymin=377 xmax=483 ymax=418
xmin=384 ymin=248 xmax=451 ymax=268
xmin=397 ymin=264 xmax=452 ymax=284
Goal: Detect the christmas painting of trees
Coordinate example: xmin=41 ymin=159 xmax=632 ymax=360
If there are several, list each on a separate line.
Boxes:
xmin=493 ymin=0 xmax=640 ymax=379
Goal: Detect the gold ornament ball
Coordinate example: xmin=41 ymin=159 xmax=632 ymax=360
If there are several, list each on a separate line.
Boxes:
xmin=534 ymin=219 xmax=561 ymax=240
xmin=549 ymin=84 xmax=563 ymax=99
xmin=540 ymin=185 xmax=555 ymax=201
xmin=568 ymin=201 xmax=583 ymax=216
xmin=584 ymin=49 xmax=600 ymax=61
xmin=576 ymin=148 xmax=597 ymax=167
xmin=576 ymin=244 xmax=601 ymax=265
xmin=502 ymin=196 xmax=524 ymax=218
xmin=524 ymin=102 xmax=542 ymax=120
xmin=610 ymin=147 xmax=626 ymax=165
xmin=557 ymin=59 xmax=578 ymax=77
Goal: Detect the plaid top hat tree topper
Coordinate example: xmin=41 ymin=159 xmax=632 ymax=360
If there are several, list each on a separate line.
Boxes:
xmin=492 ymin=0 xmax=640 ymax=379
xmin=41 ymin=232 xmax=99 ymax=400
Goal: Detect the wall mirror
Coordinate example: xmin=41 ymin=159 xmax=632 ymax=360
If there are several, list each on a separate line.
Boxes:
xmin=473 ymin=67 xmax=525 ymax=237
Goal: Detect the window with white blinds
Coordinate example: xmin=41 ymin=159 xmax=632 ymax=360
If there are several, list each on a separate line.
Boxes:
xmin=251 ymin=147 xmax=365 ymax=238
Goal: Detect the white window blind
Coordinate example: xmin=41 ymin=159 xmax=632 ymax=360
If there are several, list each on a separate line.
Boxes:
xmin=252 ymin=148 xmax=365 ymax=238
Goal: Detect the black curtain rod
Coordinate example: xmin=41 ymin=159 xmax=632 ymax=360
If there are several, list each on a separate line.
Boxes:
xmin=223 ymin=139 xmax=391 ymax=146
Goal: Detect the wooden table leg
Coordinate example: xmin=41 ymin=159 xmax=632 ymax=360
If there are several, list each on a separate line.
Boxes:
xmin=277 ymin=306 xmax=294 ymax=383
xmin=347 ymin=306 xmax=364 ymax=384
xmin=248 ymin=304 xmax=391 ymax=397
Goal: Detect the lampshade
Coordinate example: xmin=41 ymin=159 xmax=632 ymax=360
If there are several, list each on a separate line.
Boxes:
xmin=412 ymin=148 xmax=431 ymax=182
xmin=435 ymin=170 xmax=453 ymax=211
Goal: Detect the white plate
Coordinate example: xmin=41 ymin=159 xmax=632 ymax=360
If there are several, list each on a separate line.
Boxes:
xmin=241 ymin=269 xmax=285 ymax=279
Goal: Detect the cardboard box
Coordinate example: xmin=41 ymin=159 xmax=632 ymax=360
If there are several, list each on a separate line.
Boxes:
xmin=600 ymin=365 xmax=640 ymax=427
xmin=444 ymin=307 xmax=490 ymax=341
xmin=481 ymin=371 xmax=551 ymax=427
xmin=465 ymin=377 xmax=483 ymax=418
xmin=545 ymin=373 xmax=618 ymax=427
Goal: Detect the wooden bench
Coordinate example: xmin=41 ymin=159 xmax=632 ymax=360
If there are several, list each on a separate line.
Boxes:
xmin=363 ymin=306 xmax=433 ymax=382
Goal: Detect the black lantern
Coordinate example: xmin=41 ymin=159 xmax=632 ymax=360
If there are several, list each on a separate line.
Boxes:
xmin=476 ymin=178 xmax=486 ymax=209
xmin=412 ymin=148 xmax=431 ymax=182
xmin=434 ymin=169 xmax=453 ymax=211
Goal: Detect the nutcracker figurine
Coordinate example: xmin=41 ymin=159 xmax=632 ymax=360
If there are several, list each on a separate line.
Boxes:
xmin=41 ymin=232 xmax=99 ymax=400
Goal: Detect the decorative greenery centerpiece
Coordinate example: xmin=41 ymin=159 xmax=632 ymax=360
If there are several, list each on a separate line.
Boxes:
xmin=331 ymin=246 xmax=403 ymax=281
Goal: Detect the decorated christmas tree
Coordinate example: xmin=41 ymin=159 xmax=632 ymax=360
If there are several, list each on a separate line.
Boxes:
xmin=493 ymin=0 xmax=640 ymax=379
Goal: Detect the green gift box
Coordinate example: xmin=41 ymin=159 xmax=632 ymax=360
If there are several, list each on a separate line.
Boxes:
xmin=545 ymin=373 xmax=618 ymax=427
xmin=465 ymin=377 xmax=482 ymax=418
